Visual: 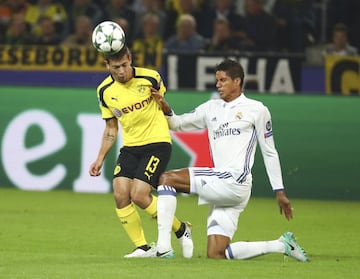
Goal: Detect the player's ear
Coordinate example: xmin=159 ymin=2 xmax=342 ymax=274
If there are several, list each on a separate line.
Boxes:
xmin=104 ymin=60 xmax=110 ymax=69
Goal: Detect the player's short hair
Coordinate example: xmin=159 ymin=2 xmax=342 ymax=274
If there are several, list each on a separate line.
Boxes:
xmin=215 ymin=59 xmax=245 ymax=89
xmin=103 ymin=45 xmax=130 ymax=62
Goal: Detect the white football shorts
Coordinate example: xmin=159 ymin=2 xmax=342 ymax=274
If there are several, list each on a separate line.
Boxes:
xmin=189 ymin=167 xmax=252 ymax=238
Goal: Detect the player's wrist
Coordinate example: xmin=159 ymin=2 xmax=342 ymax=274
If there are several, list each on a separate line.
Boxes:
xmin=164 ymin=110 xmax=173 ymax=116
xmin=274 ymin=189 xmax=285 ymax=194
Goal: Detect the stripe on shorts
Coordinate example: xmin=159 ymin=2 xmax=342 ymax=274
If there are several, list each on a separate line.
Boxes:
xmin=193 ymin=169 xmax=232 ymax=180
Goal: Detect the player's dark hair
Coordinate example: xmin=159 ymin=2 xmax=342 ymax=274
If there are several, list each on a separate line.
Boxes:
xmin=215 ymin=59 xmax=245 ymax=89
xmin=103 ymin=45 xmax=130 ymax=62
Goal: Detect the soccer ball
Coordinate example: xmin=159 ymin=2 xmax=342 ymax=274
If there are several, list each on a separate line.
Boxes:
xmin=92 ymin=21 xmax=125 ymax=54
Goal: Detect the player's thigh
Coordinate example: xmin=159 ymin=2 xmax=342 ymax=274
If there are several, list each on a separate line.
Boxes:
xmin=189 ymin=167 xmax=249 ymax=206
xmin=113 ymin=177 xmax=132 ymax=207
xmin=159 ymin=168 xmax=191 ymax=193
xmin=113 ymin=146 xmax=138 ymax=179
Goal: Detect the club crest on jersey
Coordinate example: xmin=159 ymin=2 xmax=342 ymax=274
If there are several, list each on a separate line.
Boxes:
xmin=113 ymin=108 xmax=122 ymax=118
xmin=235 ymin=112 xmax=243 ymax=120
xmin=137 ymin=85 xmax=147 ymax=94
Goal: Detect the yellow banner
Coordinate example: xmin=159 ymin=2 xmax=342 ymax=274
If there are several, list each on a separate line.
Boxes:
xmin=325 ymin=55 xmax=360 ymax=95
xmin=0 ymin=45 xmax=107 ymax=71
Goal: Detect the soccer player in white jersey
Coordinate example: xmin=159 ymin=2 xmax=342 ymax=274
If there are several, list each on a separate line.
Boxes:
xmin=151 ymin=59 xmax=308 ymax=261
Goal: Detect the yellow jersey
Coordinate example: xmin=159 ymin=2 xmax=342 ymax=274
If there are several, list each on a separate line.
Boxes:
xmin=97 ymin=67 xmax=171 ymax=146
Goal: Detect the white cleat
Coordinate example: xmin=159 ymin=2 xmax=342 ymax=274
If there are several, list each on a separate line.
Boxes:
xmin=279 ymin=232 xmax=309 ymax=262
xmin=178 ymin=222 xmax=194 ymax=258
xmin=124 ymin=243 xmax=157 ymax=258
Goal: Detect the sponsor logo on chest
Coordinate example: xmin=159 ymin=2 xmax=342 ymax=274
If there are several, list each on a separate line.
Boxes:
xmin=113 ymin=96 xmax=152 ymax=116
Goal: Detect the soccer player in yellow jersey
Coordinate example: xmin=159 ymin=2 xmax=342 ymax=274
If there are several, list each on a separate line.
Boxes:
xmin=89 ymin=46 xmax=193 ymax=258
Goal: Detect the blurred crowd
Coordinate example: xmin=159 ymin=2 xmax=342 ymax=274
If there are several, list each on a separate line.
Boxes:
xmin=0 ymin=0 xmax=359 ymax=69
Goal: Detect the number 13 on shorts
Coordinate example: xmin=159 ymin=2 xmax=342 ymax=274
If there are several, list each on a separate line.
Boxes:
xmin=144 ymin=155 xmax=160 ymax=180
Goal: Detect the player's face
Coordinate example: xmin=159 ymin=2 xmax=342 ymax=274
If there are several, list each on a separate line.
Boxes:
xmin=215 ymin=70 xmax=241 ymax=102
xmin=106 ymin=54 xmax=133 ymax=83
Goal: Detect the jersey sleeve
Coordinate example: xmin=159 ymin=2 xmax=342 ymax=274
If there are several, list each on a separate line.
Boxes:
xmin=97 ymin=89 xmax=114 ymax=119
xmin=145 ymin=69 xmax=166 ymax=96
xmin=158 ymin=75 xmax=166 ymax=97
xmin=255 ymin=105 xmax=285 ymax=191
xmin=167 ymin=102 xmax=208 ymax=131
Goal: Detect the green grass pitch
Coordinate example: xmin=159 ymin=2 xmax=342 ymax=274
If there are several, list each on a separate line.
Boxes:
xmin=0 ymin=188 xmax=359 ymax=279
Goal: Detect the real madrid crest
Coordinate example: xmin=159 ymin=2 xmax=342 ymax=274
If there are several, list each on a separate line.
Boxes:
xmin=235 ymin=111 xmax=243 ymax=120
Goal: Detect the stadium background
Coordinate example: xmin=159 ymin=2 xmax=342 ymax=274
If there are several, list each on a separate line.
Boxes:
xmin=1 ymin=83 xmax=359 ymax=200
xmin=0 ymin=0 xmax=359 ymax=201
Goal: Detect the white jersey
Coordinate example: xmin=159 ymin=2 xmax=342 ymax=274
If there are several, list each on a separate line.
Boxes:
xmin=167 ymin=94 xmax=284 ymax=191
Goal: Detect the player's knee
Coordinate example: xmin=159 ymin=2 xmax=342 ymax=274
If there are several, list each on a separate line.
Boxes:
xmin=131 ymin=192 xmax=144 ymax=206
xmin=131 ymin=189 xmax=152 ymax=208
xmin=113 ymin=192 xmax=131 ymax=208
xmin=113 ymin=190 xmax=122 ymax=202
xmin=158 ymin=171 xmax=173 ymax=185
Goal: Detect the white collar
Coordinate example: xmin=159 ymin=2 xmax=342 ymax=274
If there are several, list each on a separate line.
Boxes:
xmin=221 ymin=93 xmax=246 ymax=107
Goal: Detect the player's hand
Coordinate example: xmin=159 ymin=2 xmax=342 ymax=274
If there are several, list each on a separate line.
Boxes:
xmin=276 ymin=190 xmax=293 ymax=221
xmin=151 ymin=88 xmax=172 ymax=115
xmin=150 ymin=87 xmax=163 ymax=104
xmin=89 ymin=162 xmax=102 ymax=176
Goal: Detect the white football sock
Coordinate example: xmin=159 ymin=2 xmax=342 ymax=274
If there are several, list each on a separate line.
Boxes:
xmin=225 ymin=240 xmax=285 ymax=259
xmin=157 ymin=185 xmax=177 ymax=254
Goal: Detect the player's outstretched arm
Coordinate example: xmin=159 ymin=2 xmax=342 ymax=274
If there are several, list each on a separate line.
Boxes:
xmin=276 ymin=190 xmax=293 ymax=221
